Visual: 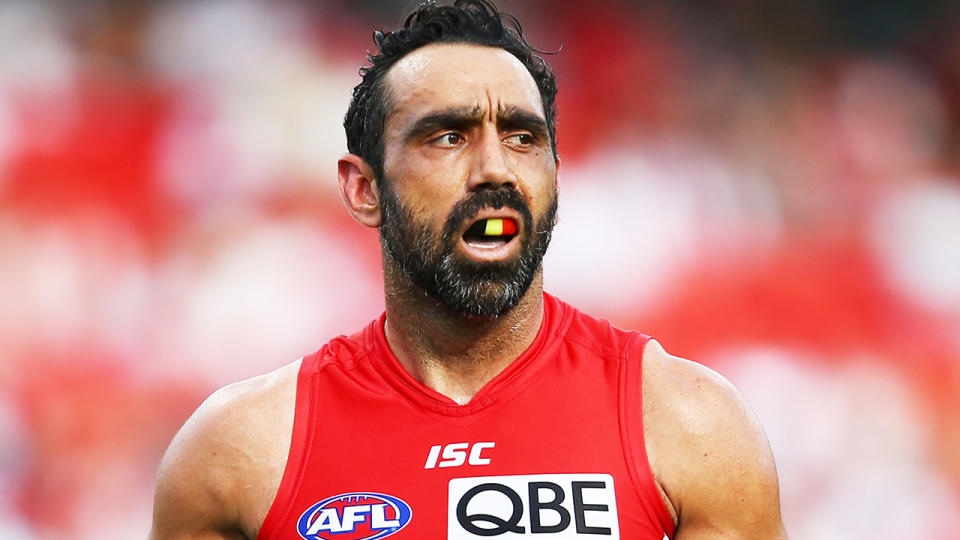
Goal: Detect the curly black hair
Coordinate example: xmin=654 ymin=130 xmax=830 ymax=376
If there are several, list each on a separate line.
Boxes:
xmin=343 ymin=0 xmax=558 ymax=181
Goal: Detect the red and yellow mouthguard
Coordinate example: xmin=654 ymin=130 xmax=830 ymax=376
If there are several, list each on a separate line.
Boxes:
xmin=465 ymin=218 xmax=518 ymax=237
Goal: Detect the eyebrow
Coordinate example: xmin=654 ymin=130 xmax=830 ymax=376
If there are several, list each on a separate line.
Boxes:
xmin=498 ymin=105 xmax=551 ymax=142
xmin=402 ymin=104 xmax=550 ymax=143
xmin=402 ymin=105 xmax=484 ymax=142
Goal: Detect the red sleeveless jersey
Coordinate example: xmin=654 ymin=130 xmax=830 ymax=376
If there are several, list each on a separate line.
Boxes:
xmin=258 ymin=293 xmax=674 ymax=540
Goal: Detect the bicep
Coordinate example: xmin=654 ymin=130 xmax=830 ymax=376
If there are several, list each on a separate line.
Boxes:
xmin=670 ymin=416 xmax=787 ymax=540
xmin=149 ymin=399 xmax=246 ymax=539
xmin=644 ymin=342 xmax=787 ymax=539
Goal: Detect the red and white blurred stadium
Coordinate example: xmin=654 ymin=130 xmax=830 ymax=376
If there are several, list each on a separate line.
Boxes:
xmin=0 ymin=1 xmax=958 ymax=538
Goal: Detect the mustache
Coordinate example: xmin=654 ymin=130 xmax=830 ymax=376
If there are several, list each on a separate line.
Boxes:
xmin=441 ymin=188 xmax=533 ymax=241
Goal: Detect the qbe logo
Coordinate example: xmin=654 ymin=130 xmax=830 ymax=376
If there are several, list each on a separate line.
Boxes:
xmin=296 ymin=492 xmax=412 ymax=540
xmin=448 ymin=474 xmax=619 ymax=538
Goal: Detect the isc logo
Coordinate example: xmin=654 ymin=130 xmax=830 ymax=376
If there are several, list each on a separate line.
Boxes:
xmin=425 ymin=442 xmax=495 ymax=469
xmin=296 ymin=492 xmax=412 ymax=540
xmin=448 ymin=474 xmax=619 ymax=538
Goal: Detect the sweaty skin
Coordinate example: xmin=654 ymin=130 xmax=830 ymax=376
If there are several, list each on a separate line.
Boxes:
xmin=149 ymin=44 xmax=788 ymax=539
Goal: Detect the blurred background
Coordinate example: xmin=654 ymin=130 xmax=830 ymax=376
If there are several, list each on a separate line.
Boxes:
xmin=0 ymin=0 xmax=958 ymax=538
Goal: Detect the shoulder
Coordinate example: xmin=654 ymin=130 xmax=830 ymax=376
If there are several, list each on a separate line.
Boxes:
xmin=150 ymin=359 xmax=302 ymax=539
xmin=641 ymin=340 xmax=787 ymax=538
xmin=553 ymin=296 xmax=640 ymax=357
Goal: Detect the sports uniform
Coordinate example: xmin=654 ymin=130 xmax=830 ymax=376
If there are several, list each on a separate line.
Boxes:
xmin=258 ymin=293 xmax=674 ymax=539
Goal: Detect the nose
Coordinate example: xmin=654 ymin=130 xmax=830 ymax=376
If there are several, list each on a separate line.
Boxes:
xmin=466 ymin=128 xmax=516 ymax=191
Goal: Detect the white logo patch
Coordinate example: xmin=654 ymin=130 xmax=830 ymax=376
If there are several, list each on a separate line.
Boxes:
xmin=448 ymin=474 xmax=619 ymax=538
xmin=425 ymin=442 xmax=495 ymax=469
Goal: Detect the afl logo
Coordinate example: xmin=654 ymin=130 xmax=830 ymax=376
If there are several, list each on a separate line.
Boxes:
xmin=297 ymin=492 xmax=412 ymax=540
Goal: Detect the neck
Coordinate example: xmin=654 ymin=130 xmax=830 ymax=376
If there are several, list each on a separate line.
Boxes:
xmin=382 ymin=262 xmax=545 ymax=405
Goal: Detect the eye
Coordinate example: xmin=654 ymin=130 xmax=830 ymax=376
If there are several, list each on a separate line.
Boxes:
xmin=433 ymin=132 xmax=465 ymax=147
xmin=506 ymin=132 xmax=535 ymax=146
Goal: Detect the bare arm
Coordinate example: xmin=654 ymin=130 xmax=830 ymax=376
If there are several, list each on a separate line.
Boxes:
xmin=149 ymin=362 xmax=298 ymax=540
xmin=643 ymin=340 xmax=787 ymax=539
xmin=149 ymin=386 xmax=249 ymax=540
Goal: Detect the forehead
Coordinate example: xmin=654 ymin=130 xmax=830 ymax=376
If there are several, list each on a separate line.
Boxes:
xmin=383 ymin=43 xmax=545 ymax=124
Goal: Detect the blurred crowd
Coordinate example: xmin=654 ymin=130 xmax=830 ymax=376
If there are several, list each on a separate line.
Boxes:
xmin=0 ymin=0 xmax=958 ymax=538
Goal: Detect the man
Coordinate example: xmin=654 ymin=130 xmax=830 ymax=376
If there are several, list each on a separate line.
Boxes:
xmin=150 ymin=1 xmax=787 ymax=538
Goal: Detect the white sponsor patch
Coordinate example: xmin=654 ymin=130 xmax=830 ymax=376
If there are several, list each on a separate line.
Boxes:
xmin=448 ymin=474 xmax=619 ymax=538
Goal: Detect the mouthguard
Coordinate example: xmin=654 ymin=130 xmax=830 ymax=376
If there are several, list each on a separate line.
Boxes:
xmin=465 ymin=218 xmax=517 ymax=237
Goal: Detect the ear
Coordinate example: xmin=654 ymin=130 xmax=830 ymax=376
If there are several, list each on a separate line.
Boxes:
xmin=554 ymin=153 xmax=561 ymax=188
xmin=337 ymin=154 xmax=382 ymax=228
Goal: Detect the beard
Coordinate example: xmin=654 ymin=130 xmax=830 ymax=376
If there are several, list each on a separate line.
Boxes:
xmin=378 ymin=180 xmax=557 ymax=319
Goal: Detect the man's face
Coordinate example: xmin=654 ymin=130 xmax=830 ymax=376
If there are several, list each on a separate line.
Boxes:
xmin=377 ymin=44 xmax=559 ymax=318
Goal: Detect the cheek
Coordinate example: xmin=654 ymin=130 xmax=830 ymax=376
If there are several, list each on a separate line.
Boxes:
xmin=388 ymin=151 xmax=466 ymax=195
xmin=393 ymin=183 xmax=459 ymax=232
xmin=404 ymin=166 xmax=469 ymax=210
xmin=518 ymin=158 xmax=557 ymax=209
xmin=405 ymin=182 xmax=459 ymax=217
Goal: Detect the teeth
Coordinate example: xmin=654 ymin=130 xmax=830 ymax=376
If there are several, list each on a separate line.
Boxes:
xmin=465 ymin=218 xmax=517 ymax=237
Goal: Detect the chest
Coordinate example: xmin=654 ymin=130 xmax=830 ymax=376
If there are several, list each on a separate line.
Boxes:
xmin=260 ymin=355 xmax=664 ymax=539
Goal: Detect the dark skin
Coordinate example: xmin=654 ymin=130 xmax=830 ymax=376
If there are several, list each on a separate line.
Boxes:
xmin=149 ymin=44 xmax=787 ymax=539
